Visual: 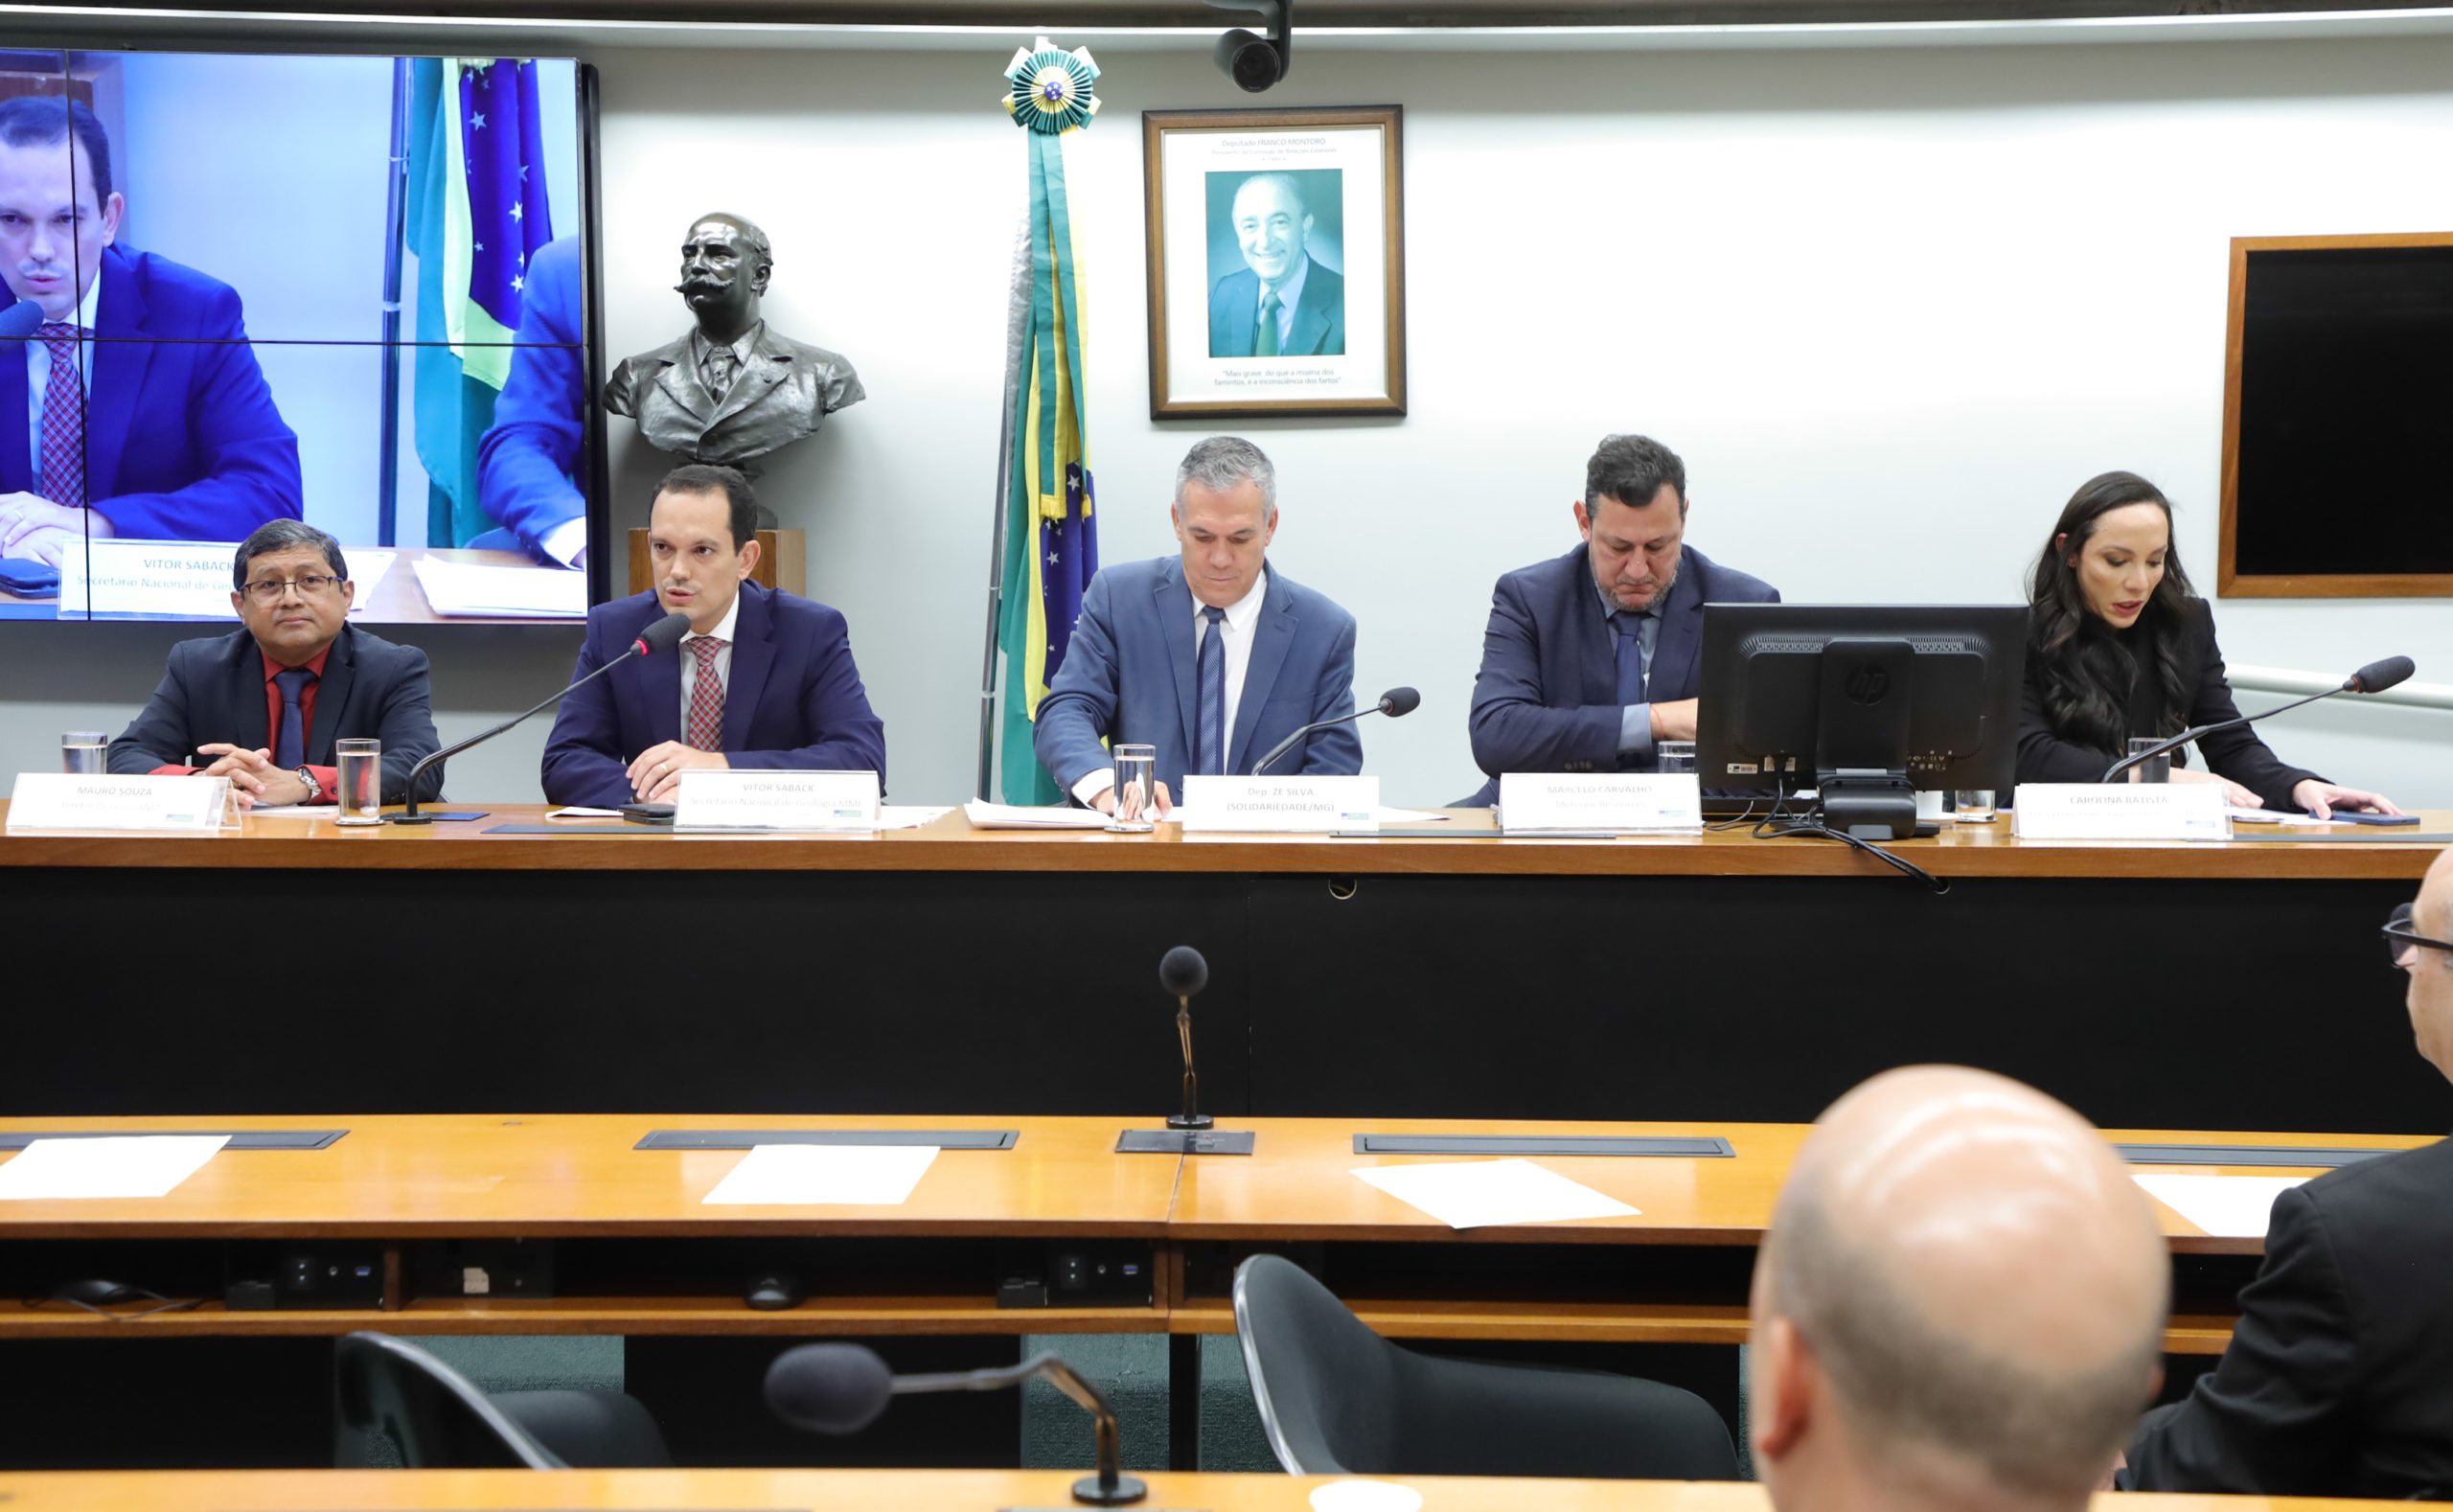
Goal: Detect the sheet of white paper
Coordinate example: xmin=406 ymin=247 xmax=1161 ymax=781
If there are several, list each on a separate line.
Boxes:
xmin=1310 ymin=1481 xmax=1426 ymax=1512
xmin=548 ymin=806 xmax=626 ymax=819
xmin=343 ymin=550 xmax=395 ymax=614
xmin=1352 ymin=1158 xmax=1639 ymax=1229
xmin=2226 ymin=807 xmax=2328 ymax=826
xmin=701 ymin=1144 xmax=940 ymax=1205
xmin=1373 ymin=807 xmax=1449 ymax=823
xmin=963 ymin=800 xmax=1112 ymax=830
xmin=880 ymin=805 xmax=954 ymax=830
xmin=0 ymin=1134 xmax=229 ymax=1200
xmin=2134 ymin=1173 xmax=2310 ymax=1237
xmin=241 ymin=804 xmax=317 ymax=818
xmin=411 ymin=557 xmax=587 ymax=618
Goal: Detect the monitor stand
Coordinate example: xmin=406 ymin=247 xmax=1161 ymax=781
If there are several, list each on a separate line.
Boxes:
xmin=1814 ymin=637 xmax=1918 ymax=840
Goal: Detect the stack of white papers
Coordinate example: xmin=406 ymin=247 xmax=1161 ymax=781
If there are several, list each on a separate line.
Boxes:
xmin=2133 ymin=1173 xmax=2309 ymax=1237
xmin=701 ymin=1144 xmax=940 ymax=1205
xmin=1352 ymin=1158 xmax=1639 ymax=1228
xmin=343 ymin=550 xmax=395 ymax=614
xmin=963 ymin=800 xmax=1112 ymax=831
xmin=0 ymin=1134 xmax=228 ymax=1200
xmin=879 ymin=806 xmax=953 ymax=830
xmin=412 ymin=557 xmax=586 ymax=618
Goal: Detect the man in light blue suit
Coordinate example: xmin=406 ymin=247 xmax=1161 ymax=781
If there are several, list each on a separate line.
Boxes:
xmin=1035 ymin=435 xmax=1362 ymax=814
xmin=1206 ymin=173 xmax=1345 ymax=359
xmin=1465 ymin=433 xmax=1779 ymax=807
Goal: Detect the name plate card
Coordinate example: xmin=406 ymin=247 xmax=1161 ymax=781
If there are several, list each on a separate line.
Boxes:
xmin=1178 ymin=775 xmax=1379 ymax=833
xmin=7 ymin=773 xmax=232 ymax=834
xmin=673 ymin=769 xmax=881 ymax=832
xmin=2011 ymin=783 xmax=2231 ymax=841
xmin=57 ymin=538 xmax=244 ymax=619
xmin=1499 ymin=773 xmax=1703 ymax=835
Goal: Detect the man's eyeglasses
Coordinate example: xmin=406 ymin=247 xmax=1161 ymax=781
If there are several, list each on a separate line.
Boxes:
xmin=241 ymin=575 xmax=344 ymax=604
xmin=2383 ymin=903 xmax=2453 ymax=970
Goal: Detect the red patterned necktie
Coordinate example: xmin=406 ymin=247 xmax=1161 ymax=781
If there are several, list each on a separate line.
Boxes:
xmin=37 ymin=321 xmax=87 ymax=507
xmin=686 ymin=636 xmax=728 ymax=751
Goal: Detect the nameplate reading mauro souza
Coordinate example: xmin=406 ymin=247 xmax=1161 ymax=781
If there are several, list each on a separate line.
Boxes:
xmin=1500 ymin=773 xmax=1704 ymax=836
xmin=1179 ymin=775 xmax=1379 ymax=833
xmin=672 ymin=768 xmax=882 ymax=832
xmin=2012 ymin=783 xmax=2231 ymax=842
xmin=6 ymin=772 xmax=233 ymax=834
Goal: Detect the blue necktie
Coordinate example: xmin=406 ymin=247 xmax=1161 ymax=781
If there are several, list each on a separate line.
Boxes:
xmin=272 ymin=666 xmax=315 ymax=769
xmin=1196 ymin=605 xmax=1227 ymax=776
xmin=1614 ymin=610 xmax=1649 ymax=708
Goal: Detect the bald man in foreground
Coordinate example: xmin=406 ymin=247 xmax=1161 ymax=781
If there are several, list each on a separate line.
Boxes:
xmin=1750 ymin=1066 xmax=2168 ymax=1512
xmin=2124 ymin=845 xmax=2453 ymax=1499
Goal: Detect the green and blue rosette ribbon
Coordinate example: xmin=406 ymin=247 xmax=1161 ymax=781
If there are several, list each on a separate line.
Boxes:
xmin=1002 ymin=37 xmax=1100 ymax=134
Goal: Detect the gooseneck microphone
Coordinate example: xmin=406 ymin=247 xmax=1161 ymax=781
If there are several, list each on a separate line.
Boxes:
xmin=2102 ymin=655 xmax=2416 ymax=789
xmin=1160 ymin=946 xmax=1211 ymax=1132
xmin=767 ymin=1342 xmax=1147 ymax=1506
xmin=1250 ymin=686 xmax=1420 ymax=776
xmin=389 ymin=609 xmax=692 ymax=824
xmin=0 ymin=302 xmax=44 ymax=342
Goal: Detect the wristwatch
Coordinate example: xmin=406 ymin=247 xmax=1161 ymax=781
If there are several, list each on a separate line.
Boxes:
xmin=295 ymin=766 xmax=323 ymax=803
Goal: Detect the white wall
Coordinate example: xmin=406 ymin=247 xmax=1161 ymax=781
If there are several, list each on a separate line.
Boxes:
xmin=587 ymin=34 xmax=2453 ymax=808
xmin=6 ymin=32 xmax=2450 ymax=805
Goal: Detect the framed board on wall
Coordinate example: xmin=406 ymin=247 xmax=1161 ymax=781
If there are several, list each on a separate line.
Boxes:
xmin=2219 ymin=232 xmax=2453 ymax=598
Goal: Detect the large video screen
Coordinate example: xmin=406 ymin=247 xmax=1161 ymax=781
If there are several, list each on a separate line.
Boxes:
xmin=0 ymin=50 xmax=595 ymax=624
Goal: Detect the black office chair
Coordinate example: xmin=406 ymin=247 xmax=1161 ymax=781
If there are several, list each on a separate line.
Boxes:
xmin=334 ymin=1331 xmax=672 ymax=1469
xmin=1231 ymin=1254 xmax=1739 ymax=1479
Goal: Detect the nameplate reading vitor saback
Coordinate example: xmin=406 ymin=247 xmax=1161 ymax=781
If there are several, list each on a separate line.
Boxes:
xmin=57 ymin=538 xmax=248 ymax=619
xmin=2011 ymin=783 xmax=2231 ymax=841
xmin=1179 ymin=775 xmax=1379 ymax=833
xmin=673 ymin=769 xmax=881 ymax=832
xmin=7 ymin=773 xmax=232 ymax=834
xmin=1499 ymin=773 xmax=1703 ymax=835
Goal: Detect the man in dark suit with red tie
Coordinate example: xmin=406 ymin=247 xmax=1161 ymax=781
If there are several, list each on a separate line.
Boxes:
xmin=107 ymin=521 xmax=443 ymax=806
xmin=540 ymin=464 xmax=885 ymax=808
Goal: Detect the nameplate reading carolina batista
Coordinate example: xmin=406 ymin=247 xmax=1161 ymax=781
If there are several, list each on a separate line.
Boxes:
xmin=6 ymin=773 xmax=233 ymax=834
xmin=2010 ymin=784 xmax=2231 ymax=842
xmin=1178 ymin=775 xmax=1379 ymax=833
xmin=1499 ymin=772 xmax=1703 ymax=836
xmin=672 ymin=769 xmax=881 ymax=833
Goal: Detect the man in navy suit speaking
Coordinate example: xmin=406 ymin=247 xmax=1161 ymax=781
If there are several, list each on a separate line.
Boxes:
xmin=1207 ymin=173 xmax=1345 ymax=359
xmin=540 ymin=464 xmax=885 ymax=808
xmin=0 ymin=98 xmax=301 ymax=564
xmin=1035 ymin=435 xmax=1362 ymax=815
xmin=1464 ymin=433 xmax=1780 ymax=807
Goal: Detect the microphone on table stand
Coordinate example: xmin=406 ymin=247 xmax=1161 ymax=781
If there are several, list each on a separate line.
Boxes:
xmin=389 ymin=609 xmax=693 ymax=823
xmin=2101 ymin=655 xmax=2415 ymax=789
xmin=766 ymin=1341 xmax=1147 ymax=1506
xmin=1250 ymin=686 xmax=1420 ymax=775
xmin=1161 ymin=945 xmax=1211 ymax=1131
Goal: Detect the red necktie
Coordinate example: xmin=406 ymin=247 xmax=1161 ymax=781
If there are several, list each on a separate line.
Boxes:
xmin=686 ymin=637 xmax=728 ymax=751
xmin=37 ymin=320 xmax=87 ymax=507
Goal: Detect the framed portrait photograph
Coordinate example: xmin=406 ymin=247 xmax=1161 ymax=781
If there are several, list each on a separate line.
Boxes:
xmin=1142 ymin=105 xmax=1406 ymax=419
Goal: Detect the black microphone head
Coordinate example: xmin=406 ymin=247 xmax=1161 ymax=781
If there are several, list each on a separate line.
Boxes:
xmin=1378 ymin=686 xmax=1421 ymax=718
xmin=1158 ymin=946 xmax=1208 ymax=1000
xmin=0 ymin=302 xmax=40 ymax=341
xmin=633 ymin=609 xmax=694 ymax=656
xmin=2350 ymin=655 xmax=2415 ymax=694
xmin=766 ymin=1342 xmax=893 ymax=1434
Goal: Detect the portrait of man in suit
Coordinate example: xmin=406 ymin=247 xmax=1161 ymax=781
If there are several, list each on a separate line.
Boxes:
xmin=603 ymin=212 xmax=863 ymax=476
xmin=1205 ymin=171 xmax=1346 ymax=359
xmin=0 ymin=96 xmax=303 ymax=565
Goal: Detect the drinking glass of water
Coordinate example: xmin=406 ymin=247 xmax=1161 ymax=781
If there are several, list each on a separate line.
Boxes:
xmin=1109 ymin=745 xmax=1158 ymax=833
xmin=2126 ymin=737 xmax=2171 ymax=785
xmin=333 ymin=738 xmax=384 ymax=826
xmin=60 ymin=731 xmax=105 ymax=774
xmin=1954 ymin=790 xmax=1997 ymax=822
xmin=1656 ymin=741 xmax=1696 ymax=776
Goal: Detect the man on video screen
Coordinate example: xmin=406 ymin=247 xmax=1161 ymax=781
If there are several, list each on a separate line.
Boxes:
xmin=0 ymin=97 xmax=302 ymax=566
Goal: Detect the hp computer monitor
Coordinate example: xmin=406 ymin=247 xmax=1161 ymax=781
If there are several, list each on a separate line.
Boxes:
xmin=1695 ymin=605 xmax=2028 ymax=837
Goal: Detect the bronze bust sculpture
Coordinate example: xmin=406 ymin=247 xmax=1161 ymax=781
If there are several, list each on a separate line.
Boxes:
xmin=603 ymin=213 xmax=863 ymax=473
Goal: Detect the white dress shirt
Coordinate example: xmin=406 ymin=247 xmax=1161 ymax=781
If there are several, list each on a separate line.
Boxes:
xmin=25 ymin=272 xmax=101 ymax=495
xmin=1073 ymin=566 xmax=1271 ymax=804
xmin=677 ymin=590 xmax=742 ymax=743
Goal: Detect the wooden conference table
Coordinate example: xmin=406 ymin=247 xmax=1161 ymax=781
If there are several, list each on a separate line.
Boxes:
xmin=4 ymin=804 xmax=2444 ymax=1138
xmin=0 ymin=1467 xmax=2411 ymax=1512
xmin=0 ymin=1111 xmax=2422 ymax=1470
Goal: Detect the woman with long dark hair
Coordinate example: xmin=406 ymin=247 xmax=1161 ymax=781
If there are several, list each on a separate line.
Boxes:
xmin=2018 ymin=471 xmax=2397 ymax=817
